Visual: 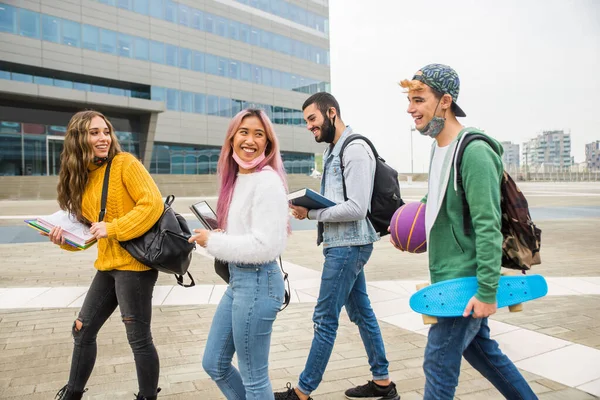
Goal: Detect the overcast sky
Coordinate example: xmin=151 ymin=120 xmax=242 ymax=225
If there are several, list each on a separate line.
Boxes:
xmin=327 ymin=0 xmax=600 ymax=173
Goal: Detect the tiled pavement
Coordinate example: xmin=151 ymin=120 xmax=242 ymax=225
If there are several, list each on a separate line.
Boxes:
xmin=1 ymin=182 xmax=599 ymax=399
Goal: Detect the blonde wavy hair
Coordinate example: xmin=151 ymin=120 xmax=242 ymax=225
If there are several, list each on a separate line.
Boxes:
xmin=398 ymin=79 xmax=428 ymax=93
xmin=57 ymin=110 xmax=121 ymax=223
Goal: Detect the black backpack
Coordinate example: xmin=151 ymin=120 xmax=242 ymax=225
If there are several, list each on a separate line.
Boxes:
xmin=339 ymin=135 xmax=404 ymax=236
xmin=454 ymin=133 xmax=542 ymax=271
xmin=100 ymin=159 xmax=197 ymax=287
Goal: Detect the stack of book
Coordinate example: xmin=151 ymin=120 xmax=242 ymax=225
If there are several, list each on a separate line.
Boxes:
xmin=25 ymin=210 xmax=97 ymax=249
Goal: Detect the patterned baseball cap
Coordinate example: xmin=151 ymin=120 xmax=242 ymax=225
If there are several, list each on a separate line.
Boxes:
xmin=413 ymin=64 xmax=466 ymax=117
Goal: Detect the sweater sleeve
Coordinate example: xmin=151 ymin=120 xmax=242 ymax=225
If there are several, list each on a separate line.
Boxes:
xmin=105 ymin=155 xmax=164 ymax=241
xmin=206 ymin=171 xmax=288 ymax=264
xmin=461 ymin=141 xmax=504 ymax=303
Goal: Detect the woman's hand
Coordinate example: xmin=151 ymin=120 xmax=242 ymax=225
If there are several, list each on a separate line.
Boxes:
xmin=43 ymin=226 xmax=66 ymax=245
xmin=90 ymin=222 xmax=108 ymax=239
xmin=189 ymin=229 xmax=211 ymax=247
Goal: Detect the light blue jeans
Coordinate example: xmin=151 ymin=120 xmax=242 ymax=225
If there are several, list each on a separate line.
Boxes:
xmin=297 ymin=244 xmax=390 ymax=395
xmin=202 ymin=261 xmax=284 ymax=400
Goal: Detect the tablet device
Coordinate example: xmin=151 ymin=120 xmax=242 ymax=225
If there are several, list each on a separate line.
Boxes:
xmin=189 ymin=201 xmax=219 ymax=230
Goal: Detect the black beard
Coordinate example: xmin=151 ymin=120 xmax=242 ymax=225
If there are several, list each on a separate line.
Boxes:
xmin=315 ymin=115 xmax=336 ymax=143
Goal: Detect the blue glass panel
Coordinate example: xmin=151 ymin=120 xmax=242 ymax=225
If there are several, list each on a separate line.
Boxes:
xmin=164 ymin=0 xmax=177 ymax=23
xmin=232 ymin=99 xmax=243 ymax=115
xmin=41 ymin=15 xmax=60 ymax=43
xmin=12 ymin=73 xmax=32 ymax=83
xmin=252 ymin=66 xmax=261 ymax=84
xmin=178 ymin=4 xmax=189 ymax=26
xmin=61 ymin=19 xmax=80 ymax=47
xmin=239 ymin=23 xmax=249 ymax=43
xmin=109 ymin=87 xmax=125 ymax=96
xmin=133 ymin=0 xmax=148 ymax=14
xmin=117 ymin=0 xmax=132 ymax=10
xmin=228 ymin=61 xmax=240 ymax=80
xmin=241 ymin=63 xmax=251 ymax=82
xmin=0 ymin=4 xmax=17 ymax=34
xmin=272 ymin=70 xmax=281 ymax=89
xmin=260 ymin=30 xmax=270 ymax=49
xmin=262 ymin=67 xmax=272 ymax=86
xmin=151 ymin=86 xmax=165 ymax=101
xmin=74 ymin=82 xmax=91 ymax=91
xmin=217 ymin=57 xmax=227 ymax=77
xmin=215 ymin=16 xmax=226 ymax=37
xmin=165 ymin=44 xmax=178 ymax=66
xmin=219 ymin=97 xmax=232 ymax=117
xmin=191 ymin=10 xmax=203 ymax=30
xmin=193 ymin=93 xmax=205 ymax=114
xmin=134 ymin=37 xmax=148 ymax=60
xmin=205 ymin=54 xmax=218 ymax=75
xmin=92 ymin=85 xmax=109 ymax=93
xmin=192 ymin=51 xmax=204 ymax=72
xmin=149 ymin=41 xmax=164 ymax=64
xmin=228 ymin=20 xmax=239 ymax=41
xmin=179 ymin=48 xmax=191 ymax=69
xmin=166 ymin=88 xmax=179 ymax=110
xmin=149 ymin=0 xmax=163 ymax=19
xmin=82 ymin=25 xmax=98 ymax=50
xmin=100 ymin=29 xmax=117 ymax=54
xmin=207 ymin=95 xmax=218 ymax=115
xmin=0 ymin=70 xmax=11 ymax=79
xmin=117 ymin=33 xmax=133 ymax=57
xmin=204 ymin=14 xmax=214 ymax=34
xmin=19 ymin=9 xmax=40 ymax=39
xmin=34 ymin=76 xmax=53 ymax=85
xmin=54 ymin=79 xmax=73 ymax=89
xmin=249 ymin=28 xmax=259 ymax=46
xmin=180 ymin=91 xmax=192 ymax=112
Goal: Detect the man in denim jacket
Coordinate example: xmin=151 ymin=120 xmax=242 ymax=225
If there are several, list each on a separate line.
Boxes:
xmin=275 ymin=93 xmax=399 ymax=400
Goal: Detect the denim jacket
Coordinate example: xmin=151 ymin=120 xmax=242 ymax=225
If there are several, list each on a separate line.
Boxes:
xmin=317 ymin=127 xmax=379 ymax=247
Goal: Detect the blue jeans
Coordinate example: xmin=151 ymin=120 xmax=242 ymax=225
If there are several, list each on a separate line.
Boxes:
xmin=424 ymin=316 xmax=538 ymax=400
xmin=202 ymin=261 xmax=284 ymax=400
xmin=298 ymin=244 xmax=389 ymax=395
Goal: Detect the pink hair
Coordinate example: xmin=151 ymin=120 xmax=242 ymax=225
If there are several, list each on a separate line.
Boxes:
xmin=216 ymin=109 xmax=290 ymax=233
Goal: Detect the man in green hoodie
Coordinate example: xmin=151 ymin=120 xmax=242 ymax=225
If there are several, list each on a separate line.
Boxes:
xmin=399 ymin=64 xmax=537 ymax=399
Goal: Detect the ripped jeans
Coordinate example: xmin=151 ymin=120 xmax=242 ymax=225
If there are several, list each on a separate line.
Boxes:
xmin=67 ymin=269 xmax=159 ymax=397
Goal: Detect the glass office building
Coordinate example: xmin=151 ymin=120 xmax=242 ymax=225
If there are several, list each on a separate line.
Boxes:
xmin=0 ymin=0 xmax=328 ymax=176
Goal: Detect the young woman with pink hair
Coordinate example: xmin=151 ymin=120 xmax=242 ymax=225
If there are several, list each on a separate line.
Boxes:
xmin=188 ymin=109 xmax=289 ymax=399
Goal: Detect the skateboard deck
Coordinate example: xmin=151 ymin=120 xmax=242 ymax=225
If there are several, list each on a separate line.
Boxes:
xmin=410 ymin=274 xmax=548 ymax=318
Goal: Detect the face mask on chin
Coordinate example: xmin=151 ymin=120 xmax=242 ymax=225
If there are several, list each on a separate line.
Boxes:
xmin=232 ymin=150 xmax=266 ymax=170
xmin=418 ymin=99 xmax=446 ymax=139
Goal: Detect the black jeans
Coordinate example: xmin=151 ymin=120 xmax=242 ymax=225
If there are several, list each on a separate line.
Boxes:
xmin=68 ymin=269 xmax=159 ymax=397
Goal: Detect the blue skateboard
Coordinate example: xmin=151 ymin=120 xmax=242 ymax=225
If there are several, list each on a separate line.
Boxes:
xmin=410 ymin=274 xmax=548 ymax=324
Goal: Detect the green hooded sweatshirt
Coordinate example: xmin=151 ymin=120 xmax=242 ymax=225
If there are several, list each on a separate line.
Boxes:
xmin=424 ymin=128 xmax=504 ymax=304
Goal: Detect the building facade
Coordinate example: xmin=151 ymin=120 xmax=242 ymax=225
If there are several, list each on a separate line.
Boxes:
xmin=500 ymin=141 xmax=520 ymax=170
xmin=0 ymin=0 xmax=329 ymax=177
xmin=522 ymin=130 xmax=573 ymax=170
xmin=586 ymin=141 xmax=600 ymax=171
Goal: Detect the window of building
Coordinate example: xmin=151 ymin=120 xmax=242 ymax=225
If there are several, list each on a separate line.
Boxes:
xmin=82 ymin=24 xmax=98 ymax=50
xmin=100 ymin=29 xmax=117 ymax=54
xmin=241 ymin=62 xmax=251 ymax=82
xmin=207 ymin=95 xmax=219 ymax=115
xmin=191 ymin=10 xmax=203 ymax=30
xmin=215 ymin=16 xmax=227 ymax=37
xmin=19 ymin=8 xmax=40 ymax=39
xmin=180 ymin=91 xmax=193 ymax=112
xmin=118 ymin=33 xmax=133 ymax=57
xmin=34 ymin=76 xmax=53 ymax=85
xmin=149 ymin=0 xmax=163 ymax=19
xmin=205 ymin=54 xmax=219 ymax=75
xmin=117 ymin=0 xmax=132 ymax=10
xmin=164 ymin=0 xmax=177 ymax=23
xmin=133 ymin=0 xmax=148 ymax=14
xmin=228 ymin=61 xmax=240 ymax=80
xmin=11 ymin=72 xmax=33 ymax=83
xmin=166 ymin=88 xmax=179 ymax=110
xmin=193 ymin=93 xmax=206 ymax=114
xmin=149 ymin=40 xmax=164 ymax=64
xmin=165 ymin=44 xmax=178 ymax=66
xmin=228 ymin=20 xmax=239 ymax=41
xmin=219 ymin=97 xmax=232 ymax=118
xmin=192 ymin=51 xmax=204 ymax=72
xmin=41 ymin=15 xmax=60 ymax=43
xmin=217 ymin=57 xmax=228 ymax=77
xmin=134 ymin=37 xmax=148 ymax=60
xmin=74 ymin=82 xmax=91 ymax=91
xmin=179 ymin=48 xmax=191 ymax=69
xmin=0 ymin=4 xmax=17 ymax=34
xmin=92 ymin=85 xmax=109 ymax=93
xmin=151 ymin=86 xmax=165 ymax=102
xmin=178 ymin=4 xmax=189 ymax=26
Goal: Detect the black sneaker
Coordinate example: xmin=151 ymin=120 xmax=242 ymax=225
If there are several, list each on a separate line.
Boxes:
xmin=344 ymin=380 xmax=400 ymax=400
xmin=274 ymin=382 xmax=313 ymax=400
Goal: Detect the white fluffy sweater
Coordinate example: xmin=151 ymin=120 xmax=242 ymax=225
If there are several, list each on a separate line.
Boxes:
xmin=205 ymin=169 xmax=289 ymax=264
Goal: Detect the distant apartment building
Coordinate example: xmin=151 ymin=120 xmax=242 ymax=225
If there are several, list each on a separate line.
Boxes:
xmin=500 ymin=141 xmax=520 ymax=169
xmin=522 ymin=130 xmax=573 ymax=170
xmin=586 ymin=141 xmax=600 ymax=171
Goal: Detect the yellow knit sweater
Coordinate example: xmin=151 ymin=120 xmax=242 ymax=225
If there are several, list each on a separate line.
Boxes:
xmin=63 ymin=153 xmax=164 ymax=272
